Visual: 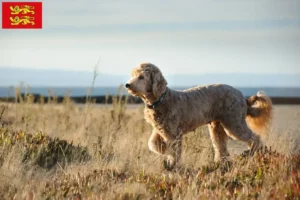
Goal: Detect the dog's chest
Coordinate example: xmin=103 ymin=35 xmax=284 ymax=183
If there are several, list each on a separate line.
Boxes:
xmin=144 ymin=108 xmax=175 ymax=132
xmin=145 ymin=108 xmax=164 ymax=124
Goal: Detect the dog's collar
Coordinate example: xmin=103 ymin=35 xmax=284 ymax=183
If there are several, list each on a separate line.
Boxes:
xmin=147 ymin=89 xmax=167 ymax=109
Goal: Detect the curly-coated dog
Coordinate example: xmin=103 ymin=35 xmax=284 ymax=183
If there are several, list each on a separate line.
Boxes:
xmin=125 ymin=63 xmax=272 ymax=168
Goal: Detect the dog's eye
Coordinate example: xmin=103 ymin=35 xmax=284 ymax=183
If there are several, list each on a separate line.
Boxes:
xmin=138 ymin=75 xmax=144 ymax=80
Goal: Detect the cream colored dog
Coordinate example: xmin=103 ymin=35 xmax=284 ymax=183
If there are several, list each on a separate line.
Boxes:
xmin=126 ymin=63 xmax=272 ymax=168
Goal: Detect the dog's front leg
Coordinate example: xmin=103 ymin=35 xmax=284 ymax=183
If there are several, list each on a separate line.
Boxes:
xmin=148 ymin=130 xmax=167 ymax=155
xmin=148 ymin=129 xmax=182 ymax=170
xmin=164 ymin=134 xmax=182 ymax=170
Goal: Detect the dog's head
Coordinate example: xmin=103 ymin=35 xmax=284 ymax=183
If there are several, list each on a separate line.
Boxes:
xmin=125 ymin=63 xmax=167 ymax=100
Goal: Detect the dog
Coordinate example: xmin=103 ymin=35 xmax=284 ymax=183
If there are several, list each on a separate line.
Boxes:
xmin=126 ymin=63 xmax=272 ymax=168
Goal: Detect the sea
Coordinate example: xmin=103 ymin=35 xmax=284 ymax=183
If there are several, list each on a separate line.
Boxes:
xmin=0 ymin=86 xmax=300 ymax=97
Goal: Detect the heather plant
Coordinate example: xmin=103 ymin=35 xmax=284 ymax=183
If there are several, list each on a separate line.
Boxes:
xmin=0 ymin=86 xmax=299 ymax=199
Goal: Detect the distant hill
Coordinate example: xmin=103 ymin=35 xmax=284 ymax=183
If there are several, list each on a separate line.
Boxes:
xmin=0 ymin=68 xmax=127 ymax=87
xmin=0 ymin=67 xmax=300 ymax=87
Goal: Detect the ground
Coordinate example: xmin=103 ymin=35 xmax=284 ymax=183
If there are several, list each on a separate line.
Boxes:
xmin=0 ymin=97 xmax=300 ymax=199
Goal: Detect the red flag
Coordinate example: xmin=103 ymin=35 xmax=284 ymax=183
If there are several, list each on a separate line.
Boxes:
xmin=2 ymin=2 xmax=42 ymax=29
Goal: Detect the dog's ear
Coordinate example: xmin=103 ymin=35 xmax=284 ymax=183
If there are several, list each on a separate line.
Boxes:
xmin=151 ymin=68 xmax=167 ymax=98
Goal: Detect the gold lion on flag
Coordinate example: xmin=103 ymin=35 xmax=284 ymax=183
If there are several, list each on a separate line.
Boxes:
xmin=10 ymin=16 xmax=35 ymax=25
xmin=10 ymin=5 xmax=35 ymax=15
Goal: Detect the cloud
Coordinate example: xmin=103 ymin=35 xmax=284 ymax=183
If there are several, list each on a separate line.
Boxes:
xmin=31 ymin=0 xmax=300 ymax=29
xmin=0 ymin=0 xmax=300 ymax=77
xmin=2 ymin=0 xmax=300 ymax=30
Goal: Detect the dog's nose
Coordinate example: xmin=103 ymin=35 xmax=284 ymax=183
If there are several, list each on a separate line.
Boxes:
xmin=125 ymin=83 xmax=130 ymax=88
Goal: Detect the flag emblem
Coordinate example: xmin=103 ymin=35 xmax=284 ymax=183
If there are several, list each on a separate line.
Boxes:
xmin=2 ymin=2 xmax=42 ymax=29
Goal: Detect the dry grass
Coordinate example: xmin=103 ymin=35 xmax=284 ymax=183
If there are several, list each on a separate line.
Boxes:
xmin=0 ymin=91 xmax=300 ymax=199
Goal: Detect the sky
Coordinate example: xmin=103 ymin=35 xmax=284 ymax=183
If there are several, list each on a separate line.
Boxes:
xmin=0 ymin=0 xmax=300 ymax=80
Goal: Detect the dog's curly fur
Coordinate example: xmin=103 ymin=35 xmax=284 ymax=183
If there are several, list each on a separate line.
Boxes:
xmin=126 ymin=63 xmax=272 ymax=168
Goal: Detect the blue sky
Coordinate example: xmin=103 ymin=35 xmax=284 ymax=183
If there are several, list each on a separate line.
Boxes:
xmin=0 ymin=0 xmax=300 ymax=77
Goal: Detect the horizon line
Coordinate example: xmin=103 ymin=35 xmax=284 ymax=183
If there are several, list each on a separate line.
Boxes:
xmin=1 ymin=67 xmax=300 ymax=76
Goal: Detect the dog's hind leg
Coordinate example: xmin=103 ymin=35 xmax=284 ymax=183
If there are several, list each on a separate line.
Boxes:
xmin=221 ymin=117 xmax=263 ymax=153
xmin=208 ymin=121 xmax=230 ymax=162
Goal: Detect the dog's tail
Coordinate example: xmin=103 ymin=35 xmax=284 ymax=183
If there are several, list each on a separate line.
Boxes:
xmin=246 ymin=91 xmax=273 ymax=136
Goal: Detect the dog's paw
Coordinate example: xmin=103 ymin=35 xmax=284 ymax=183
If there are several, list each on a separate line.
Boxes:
xmin=241 ymin=150 xmax=252 ymax=158
xmin=214 ymin=153 xmax=230 ymax=163
xmin=163 ymin=160 xmax=174 ymax=171
xmin=163 ymin=156 xmax=176 ymax=171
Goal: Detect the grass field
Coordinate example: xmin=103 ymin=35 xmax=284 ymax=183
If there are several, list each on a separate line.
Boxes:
xmin=0 ymin=94 xmax=300 ymax=199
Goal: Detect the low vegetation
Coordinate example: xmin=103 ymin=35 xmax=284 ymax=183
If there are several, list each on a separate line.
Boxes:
xmin=0 ymin=89 xmax=300 ymax=199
